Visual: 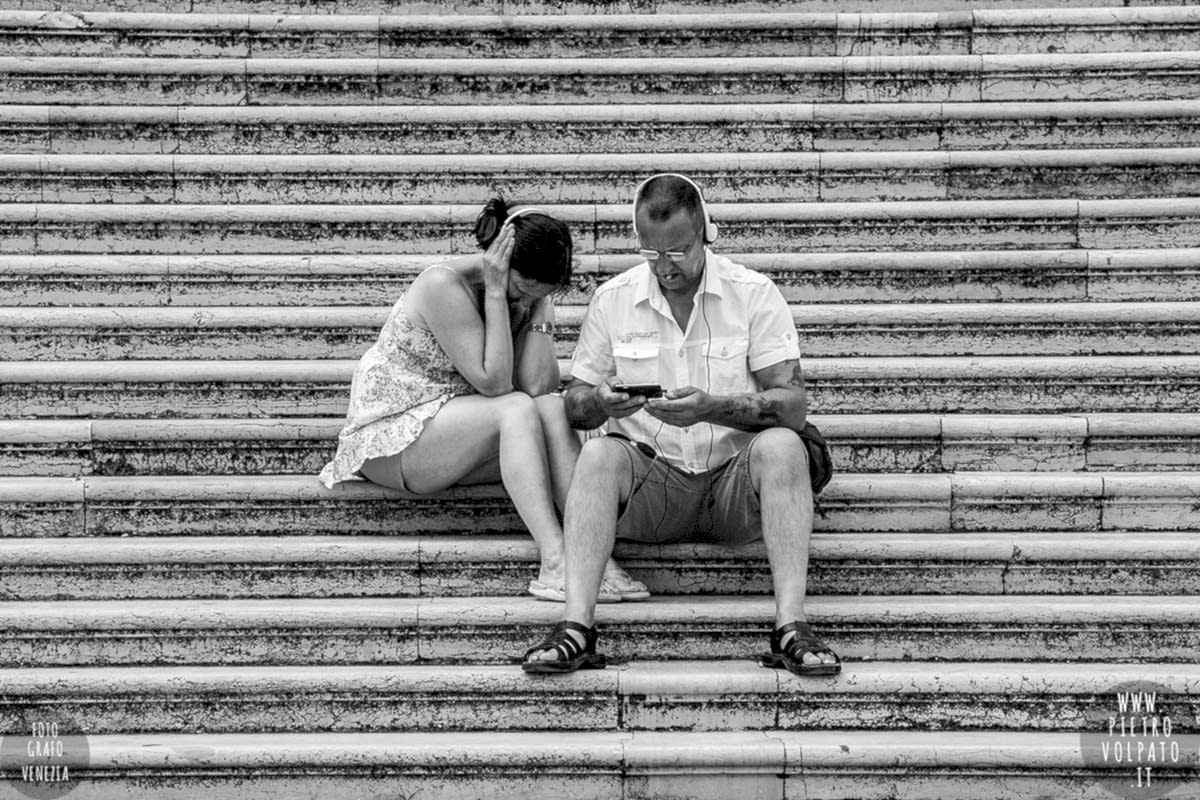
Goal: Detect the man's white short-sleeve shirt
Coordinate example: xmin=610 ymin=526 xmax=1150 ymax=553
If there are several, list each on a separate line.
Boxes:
xmin=571 ymin=250 xmax=801 ymax=474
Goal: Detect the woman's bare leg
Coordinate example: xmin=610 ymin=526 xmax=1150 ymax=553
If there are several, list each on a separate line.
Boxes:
xmin=532 ymin=394 xmax=578 ymax=513
xmin=361 ymin=392 xmax=564 ymax=582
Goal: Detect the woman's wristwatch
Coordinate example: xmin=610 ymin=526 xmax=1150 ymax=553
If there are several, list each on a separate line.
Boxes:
xmin=528 ymin=322 xmax=555 ymax=335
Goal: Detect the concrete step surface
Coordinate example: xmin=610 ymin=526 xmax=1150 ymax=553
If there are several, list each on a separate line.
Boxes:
xmin=6 ymin=0 xmax=1196 ymax=13
xmin=2 ymin=531 xmax=1196 ymax=599
xmin=6 ymin=148 xmax=1200 ymax=203
xmin=6 ymin=355 xmax=1200 ymax=416
xmin=4 ymin=249 xmax=1199 ymax=306
xmin=5 ymin=300 xmax=1200 ymax=359
xmin=2 ymin=471 xmax=1197 ymax=537
xmin=0 ymin=729 xmax=1190 ymax=800
xmin=2 ymin=594 xmax=1198 ymax=666
xmin=6 ymin=413 xmax=1199 ymax=477
xmin=3 ymin=52 xmax=1200 ymax=106
xmin=4 ymin=8 xmax=1200 ymax=58
xmin=3 ymin=661 xmax=1197 ymax=733
xmin=5 ymin=198 xmax=1200 ymax=254
xmin=7 ymin=101 xmax=1200 ymax=154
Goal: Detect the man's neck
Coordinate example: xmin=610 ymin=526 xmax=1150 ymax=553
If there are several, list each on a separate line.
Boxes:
xmin=658 ymin=270 xmax=703 ymax=332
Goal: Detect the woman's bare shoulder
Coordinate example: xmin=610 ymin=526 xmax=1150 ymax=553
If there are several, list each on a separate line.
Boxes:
xmin=406 ymin=263 xmax=479 ymax=326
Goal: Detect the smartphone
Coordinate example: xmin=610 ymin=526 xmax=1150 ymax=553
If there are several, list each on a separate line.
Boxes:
xmin=613 ymin=383 xmax=664 ymax=398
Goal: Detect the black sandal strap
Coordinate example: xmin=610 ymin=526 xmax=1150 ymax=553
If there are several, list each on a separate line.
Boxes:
xmin=525 ymin=620 xmax=597 ymax=661
xmin=769 ymin=620 xmax=808 ymax=650
xmin=772 ymin=620 xmax=839 ymax=661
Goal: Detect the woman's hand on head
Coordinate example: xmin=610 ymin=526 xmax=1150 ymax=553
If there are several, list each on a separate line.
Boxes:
xmin=482 ymin=223 xmax=515 ymax=298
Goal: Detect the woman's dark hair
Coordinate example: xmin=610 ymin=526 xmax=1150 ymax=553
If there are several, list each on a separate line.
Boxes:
xmin=473 ymin=197 xmax=573 ymax=289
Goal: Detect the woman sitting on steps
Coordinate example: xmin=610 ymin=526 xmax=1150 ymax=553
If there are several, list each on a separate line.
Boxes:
xmin=319 ymin=197 xmax=649 ymax=603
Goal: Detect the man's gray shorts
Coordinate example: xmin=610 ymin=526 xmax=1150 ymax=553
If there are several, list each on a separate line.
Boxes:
xmin=608 ymin=424 xmax=834 ymax=547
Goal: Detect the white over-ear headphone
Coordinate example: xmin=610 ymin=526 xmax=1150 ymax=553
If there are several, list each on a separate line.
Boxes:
xmin=631 ymin=173 xmax=718 ymax=245
xmin=504 ymin=207 xmax=549 ymax=226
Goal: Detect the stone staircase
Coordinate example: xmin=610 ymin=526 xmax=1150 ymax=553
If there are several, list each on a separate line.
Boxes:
xmin=2 ymin=3 xmax=1200 ymax=799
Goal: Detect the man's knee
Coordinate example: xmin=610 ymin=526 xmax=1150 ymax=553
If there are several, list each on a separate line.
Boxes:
xmin=749 ymin=427 xmax=808 ymax=487
xmin=563 ymin=437 xmax=636 ymax=519
xmin=577 ymin=436 xmax=631 ymax=478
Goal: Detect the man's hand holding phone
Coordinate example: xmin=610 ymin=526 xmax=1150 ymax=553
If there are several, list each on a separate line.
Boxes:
xmin=598 ymin=378 xmax=657 ymax=419
xmin=644 ymin=385 xmax=713 ymax=428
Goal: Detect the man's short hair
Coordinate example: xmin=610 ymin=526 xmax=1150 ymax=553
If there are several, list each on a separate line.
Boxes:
xmin=636 ymin=174 xmax=706 ymax=237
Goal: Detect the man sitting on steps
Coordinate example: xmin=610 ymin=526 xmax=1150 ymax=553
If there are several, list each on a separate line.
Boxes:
xmin=522 ymin=173 xmax=840 ymax=677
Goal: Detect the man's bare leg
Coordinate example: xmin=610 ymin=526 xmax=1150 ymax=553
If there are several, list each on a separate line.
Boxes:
xmin=750 ymin=427 xmax=837 ymax=668
xmin=527 ymin=437 xmax=634 ymax=661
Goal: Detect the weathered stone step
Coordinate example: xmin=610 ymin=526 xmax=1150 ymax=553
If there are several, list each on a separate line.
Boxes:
xmin=701 ymin=300 xmax=1200 ymax=357
xmin=0 ymin=729 xmax=1187 ymax=800
xmin=4 ymin=8 xmax=1199 ymax=58
xmin=2 ymin=531 xmax=1196 ymax=600
xmin=5 ymin=301 xmax=1200 ymax=359
xmin=4 ymin=198 xmax=1200 ymax=254
xmin=5 ymin=249 xmax=1199 ymax=306
xmin=2 ymin=594 xmax=1197 ymax=666
xmin=808 ymin=354 xmax=1200 ymax=414
xmin=7 ymin=148 xmax=1200 ymax=203
xmin=9 ymin=100 xmax=1200 ymax=155
xmin=2 ymin=52 xmax=1198 ymax=106
xmin=8 ymin=101 xmax=1200 ymax=155
xmin=3 ymin=661 xmax=1196 ymax=734
xmin=2 ymin=472 xmax=1197 ymax=538
xmin=5 ymin=355 xmax=1200 ymax=417
xmin=3 ymin=0 xmax=1187 ymax=13
xmin=7 ymin=413 xmax=1199 ymax=478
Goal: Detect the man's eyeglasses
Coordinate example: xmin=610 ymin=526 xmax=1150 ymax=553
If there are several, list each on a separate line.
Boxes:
xmin=637 ymin=248 xmax=689 ymax=263
xmin=636 ymin=238 xmax=699 ymax=263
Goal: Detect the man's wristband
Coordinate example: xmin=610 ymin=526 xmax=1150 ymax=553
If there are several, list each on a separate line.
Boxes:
xmin=528 ymin=322 xmax=555 ymax=335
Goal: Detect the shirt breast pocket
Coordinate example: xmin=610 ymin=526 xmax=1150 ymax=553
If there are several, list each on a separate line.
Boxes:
xmin=612 ymin=343 xmax=660 ymax=385
xmin=705 ymin=336 xmax=753 ymax=394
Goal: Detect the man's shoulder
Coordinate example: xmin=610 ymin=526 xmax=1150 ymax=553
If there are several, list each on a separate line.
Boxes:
xmin=713 ymin=253 xmax=776 ymax=290
xmin=592 ymin=262 xmax=648 ymax=300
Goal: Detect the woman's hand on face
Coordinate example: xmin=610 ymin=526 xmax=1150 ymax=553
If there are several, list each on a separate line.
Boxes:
xmin=483 ymin=223 xmax=515 ymax=298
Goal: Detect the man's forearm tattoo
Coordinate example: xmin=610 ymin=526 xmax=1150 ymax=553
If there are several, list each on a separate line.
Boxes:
xmin=713 ymin=394 xmax=790 ymax=432
xmin=787 ymin=363 xmax=805 ymax=389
